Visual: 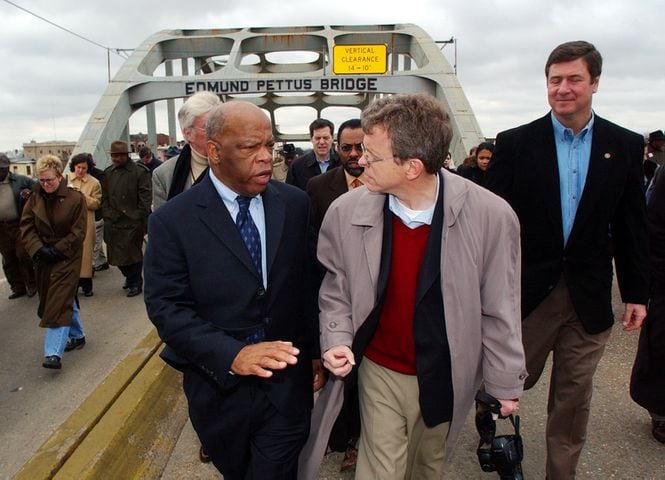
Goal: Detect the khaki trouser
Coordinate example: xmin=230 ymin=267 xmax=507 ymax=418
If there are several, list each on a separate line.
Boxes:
xmin=356 ymin=357 xmax=449 ymax=480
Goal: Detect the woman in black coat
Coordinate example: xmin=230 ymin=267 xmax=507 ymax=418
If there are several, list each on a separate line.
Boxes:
xmin=458 ymin=142 xmax=494 ymax=186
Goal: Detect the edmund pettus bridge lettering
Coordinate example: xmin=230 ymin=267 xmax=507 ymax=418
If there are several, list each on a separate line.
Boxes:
xmin=184 ymin=77 xmax=379 ymax=95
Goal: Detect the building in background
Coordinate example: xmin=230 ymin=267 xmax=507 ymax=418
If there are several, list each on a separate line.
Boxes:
xmin=22 ymin=140 xmax=75 ymax=163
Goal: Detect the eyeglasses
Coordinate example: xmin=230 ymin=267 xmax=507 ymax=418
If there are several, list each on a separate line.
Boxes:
xmin=38 ymin=177 xmax=58 ymax=184
xmin=361 ymin=146 xmax=395 ymax=166
xmin=340 ymin=143 xmax=363 ymax=154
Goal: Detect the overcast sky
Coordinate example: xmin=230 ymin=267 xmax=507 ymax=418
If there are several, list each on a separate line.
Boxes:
xmin=1 ymin=0 xmax=663 ymax=153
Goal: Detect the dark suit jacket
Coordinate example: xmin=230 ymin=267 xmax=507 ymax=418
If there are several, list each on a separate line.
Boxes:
xmin=144 ymin=174 xmax=315 ymax=418
xmin=485 ymin=113 xmax=649 ymax=334
xmin=306 ymin=166 xmax=349 ymax=233
xmin=286 ymin=149 xmax=339 ymax=191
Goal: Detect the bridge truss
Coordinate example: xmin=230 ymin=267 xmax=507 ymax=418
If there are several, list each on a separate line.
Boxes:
xmin=75 ymin=23 xmax=484 ymax=167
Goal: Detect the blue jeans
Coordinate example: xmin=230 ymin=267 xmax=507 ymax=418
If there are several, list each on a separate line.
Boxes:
xmin=43 ymin=298 xmax=85 ymax=357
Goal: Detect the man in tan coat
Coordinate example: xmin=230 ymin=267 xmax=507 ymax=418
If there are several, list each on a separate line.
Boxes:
xmin=300 ymin=94 xmax=526 ymax=480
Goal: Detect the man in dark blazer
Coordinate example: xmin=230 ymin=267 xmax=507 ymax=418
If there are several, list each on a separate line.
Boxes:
xmin=144 ymin=101 xmax=316 ymax=480
xmin=306 ymin=118 xmax=365 ymax=234
xmin=286 ymin=118 xmax=339 ymax=190
xmin=485 ymin=41 xmax=649 ymax=479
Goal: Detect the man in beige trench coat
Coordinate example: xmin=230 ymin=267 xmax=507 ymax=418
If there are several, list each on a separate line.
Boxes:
xmin=299 ymin=94 xmax=527 ymax=480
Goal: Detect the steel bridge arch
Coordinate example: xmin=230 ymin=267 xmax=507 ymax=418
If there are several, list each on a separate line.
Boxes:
xmin=75 ymin=23 xmax=484 ymax=168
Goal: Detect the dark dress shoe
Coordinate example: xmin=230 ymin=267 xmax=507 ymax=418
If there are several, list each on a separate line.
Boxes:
xmin=93 ymin=263 xmax=109 ymax=272
xmin=653 ymin=419 xmax=665 ymax=443
xmin=122 ymin=282 xmax=129 ymax=290
xmin=83 ymin=290 xmax=94 ymax=297
xmin=26 ymin=288 xmax=37 ymax=297
xmin=65 ymin=337 xmax=86 ymax=352
xmin=199 ymin=445 xmax=212 ymax=463
xmin=8 ymin=291 xmax=26 ymax=299
xmin=126 ymin=286 xmax=142 ymax=297
xmin=42 ymin=355 xmax=62 ymax=369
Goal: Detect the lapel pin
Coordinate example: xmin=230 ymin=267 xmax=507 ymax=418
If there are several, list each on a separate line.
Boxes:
xmin=604 ymin=153 xmax=611 ymax=159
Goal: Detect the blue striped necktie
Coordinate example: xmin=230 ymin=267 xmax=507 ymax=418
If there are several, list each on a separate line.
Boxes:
xmin=236 ymin=196 xmax=262 ymax=279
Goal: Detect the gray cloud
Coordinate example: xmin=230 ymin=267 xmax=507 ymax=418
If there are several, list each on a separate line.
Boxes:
xmin=0 ymin=0 xmax=663 ymax=152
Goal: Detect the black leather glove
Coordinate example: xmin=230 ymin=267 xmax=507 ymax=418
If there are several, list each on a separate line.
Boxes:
xmin=33 ymin=246 xmax=57 ymax=263
xmin=33 ymin=245 xmax=66 ymax=263
xmin=47 ymin=245 xmax=67 ymax=261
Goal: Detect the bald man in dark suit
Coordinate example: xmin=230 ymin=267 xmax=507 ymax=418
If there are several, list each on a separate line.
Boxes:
xmin=145 ymin=101 xmax=317 ymax=480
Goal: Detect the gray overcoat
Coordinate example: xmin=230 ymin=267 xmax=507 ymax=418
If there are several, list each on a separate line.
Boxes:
xmin=299 ymin=169 xmax=527 ymax=479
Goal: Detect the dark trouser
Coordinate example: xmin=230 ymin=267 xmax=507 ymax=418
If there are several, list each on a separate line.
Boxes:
xmin=328 ymin=369 xmax=361 ymax=452
xmin=522 ymin=277 xmax=611 ymax=480
xmin=118 ymin=261 xmax=143 ymax=288
xmin=183 ymin=367 xmax=310 ymax=480
xmin=79 ymin=277 xmax=93 ymax=294
xmin=630 ymin=286 xmax=665 ymax=418
xmin=0 ymin=220 xmax=35 ymax=294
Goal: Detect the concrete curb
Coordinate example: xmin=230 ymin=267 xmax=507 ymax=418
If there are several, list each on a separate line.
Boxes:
xmin=15 ymin=329 xmax=188 ymax=480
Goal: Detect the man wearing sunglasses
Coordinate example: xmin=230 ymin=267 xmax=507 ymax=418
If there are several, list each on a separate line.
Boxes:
xmin=306 ymin=118 xmax=365 ymax=235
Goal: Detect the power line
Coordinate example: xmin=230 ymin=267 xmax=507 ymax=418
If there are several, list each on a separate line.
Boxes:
xmin=2 ymin=0 xmax=129 ymax=57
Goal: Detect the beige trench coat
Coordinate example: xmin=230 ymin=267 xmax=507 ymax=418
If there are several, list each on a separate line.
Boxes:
xmin=66 ymin=173 xmax=101 ymax=278
xmin=299 ymin=169 xmax=527 ymax=479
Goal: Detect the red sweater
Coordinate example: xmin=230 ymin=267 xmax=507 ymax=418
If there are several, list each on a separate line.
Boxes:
xmin=364 ymin=216 xmax=430 ymax=375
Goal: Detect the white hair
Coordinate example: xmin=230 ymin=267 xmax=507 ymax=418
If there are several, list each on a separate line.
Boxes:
xmin=178 ymin=91 xmax=221 ymax=132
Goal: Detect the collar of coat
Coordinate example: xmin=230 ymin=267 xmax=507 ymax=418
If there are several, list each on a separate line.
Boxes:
xmin=350 ymin=169 xmax=468 ymax=229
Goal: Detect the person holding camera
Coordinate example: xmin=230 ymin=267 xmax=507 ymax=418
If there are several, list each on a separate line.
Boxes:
xmin=310 ymin=93 xmax=525 ymax=480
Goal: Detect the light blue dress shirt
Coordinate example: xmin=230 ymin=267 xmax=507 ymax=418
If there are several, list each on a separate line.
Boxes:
xmin=208 ymin=170 xmax=267 ymax=287
xmin=388 ymin=175 xmax=439 ymax=229
xmin=318 ymin=155 xmax=332 ymax=173
xmin=551 ymin=112 xmax=594 ymax=246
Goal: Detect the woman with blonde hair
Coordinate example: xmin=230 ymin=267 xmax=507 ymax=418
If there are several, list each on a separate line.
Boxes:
xmin=20 ymin=155 xmax=88 ymax=369
xmin=66 ymin=153 xmax=102 ymax=296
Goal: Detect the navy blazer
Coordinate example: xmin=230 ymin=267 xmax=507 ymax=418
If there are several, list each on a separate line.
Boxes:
xmin=286 ymin=149 xmax=340 ymax=191
xmin=144 ymin=174 xmax=316 ymax=417
xmin=485 ymin=113 xmax=649 ymax=334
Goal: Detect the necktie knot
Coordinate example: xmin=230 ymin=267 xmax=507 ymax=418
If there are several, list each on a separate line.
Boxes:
xmin=351 ymin=178 xmax=363 ymax=189
xmin=237 ymin=195 xmax=252 ymax=212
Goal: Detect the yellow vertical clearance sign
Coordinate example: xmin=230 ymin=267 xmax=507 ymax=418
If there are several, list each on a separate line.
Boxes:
xmin=333 ymin=44 xmax=388 ymax=75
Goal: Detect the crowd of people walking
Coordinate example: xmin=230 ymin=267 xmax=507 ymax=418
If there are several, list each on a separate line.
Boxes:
xmin=2 ymin=38 xmax=664 ymax=480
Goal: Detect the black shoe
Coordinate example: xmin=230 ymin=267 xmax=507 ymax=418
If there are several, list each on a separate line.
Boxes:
xmin=65 ymin=337 xmax=86 ymax=352
xmin=93 ymin=263 xmax=109 ymax=272
xmin=653 ymin=420 xmax=665 ymax=443
xmin=8 ymin=291 xmax=26 ymax=300
xmin=26 ymin=287 xmax=37 ymax=297
xmin=42 ymin=355 xmax=62 ymax=369
xmin=83 ymin=290 xmax=94 ymax=297
xmin=122 ymin=281 xmax=129 ymax=290
xmin=126 ymin=286 xmax=142 ymax=297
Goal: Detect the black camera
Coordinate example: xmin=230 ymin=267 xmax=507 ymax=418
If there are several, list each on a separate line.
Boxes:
xmin=475 ymin=391 xmax=524 ymax=479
